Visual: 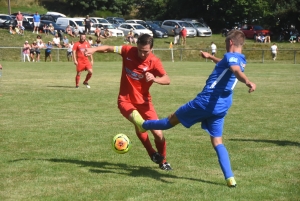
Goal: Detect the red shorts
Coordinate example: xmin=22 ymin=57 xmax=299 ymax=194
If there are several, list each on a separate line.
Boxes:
xmin=77 ymin=60 xmax=92 ymax=72
xmin=118 ymin=101 xmax=158 ymax=121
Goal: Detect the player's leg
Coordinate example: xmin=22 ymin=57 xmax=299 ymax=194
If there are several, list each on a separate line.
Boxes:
xmin=83 ymin=67 xmax=92 ymax=88
xmin=75 ymin=71 xmax=81 ymax=88
xmin=202 ymin=115 xmax=236 ymax=187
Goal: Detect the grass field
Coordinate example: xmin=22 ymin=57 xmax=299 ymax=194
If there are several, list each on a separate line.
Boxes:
xmin=0 ymin=62 xmax=299 ymax=200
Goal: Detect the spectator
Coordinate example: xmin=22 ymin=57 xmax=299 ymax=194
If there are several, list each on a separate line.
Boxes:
xmin=18 ymin=24 xmax=25 ymax=35
xmin=84 ymin=15 xmax=92 ymax=34
xmin=30 ymin=41 xmax=38 ymax=62
xmin=264 ymin=33 xmax=271 ymax=43
xmin=36 ymin=35 xmax=43 ymax=44
xmin=15 ymin=26 xmax=20 ymax=34
xmin=67 ymin=41 xmax=74 ymax=62
xmin=48 ymin=23 xmax=55 ymax=35
xmin=125 ymin=29 xmax=137 ymax=44
xmin=271 ymin=43 xmax=278 ymax=61
xmin=74 ymin=26 xmax=80 ymax=37
xmin=103 ymin=28 xmax=111 ymax=38
xmin=45 ymin=41 xmax=53 ymax=62
xmin=9 ymin=25 xmax=15 ymax=34
xmin=65 ymin=25 xmax=75 ymax=37
xmin=52 ymin=34 xmax=62 ymax=48
xmin=94 ymin=26 xmax=101 ymax=38
xmin=57 ymin=30 xmax=64 ymax=41
xmin=172 ymin=25 xmax=181 ymax=45
xmin=33 ymin=11 xmax=41 ymax=34
xmin=23 ymin=41 xmax=31 ymax=62
xmin=256 ymin=33 xmax=265 ymax=43
xmin=62 ymin=35 xmax=69 ymax=47
xmin=88 ymin=36 xmax=94 ymax=46
xmin=43 ymin=24 xmax=49 ymax=35
xmin=180 ymin=26 xmax=187 ymax=45
xmin=37 ymin=39 xmax=44 ymax=50
xmin=95 ymin=39 xmax=102 ymax=47
xmin=211 ymin=42 xmax=217 ymax=56
xmin=16 ymin=11 xmax=23 ymax=26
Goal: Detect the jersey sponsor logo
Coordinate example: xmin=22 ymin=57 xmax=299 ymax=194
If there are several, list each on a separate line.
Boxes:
xmin=125 ymin=67 xmax=144 ymax=80
xmin=229 ymin=57 xmax=238 ymax=63
xmin=126 ymin=57 xmax=132 ymax=61
xmin=142 ymin=66 xmax=148 ymax=72
xmin=240 ymin=62 xmax=246 ymax=69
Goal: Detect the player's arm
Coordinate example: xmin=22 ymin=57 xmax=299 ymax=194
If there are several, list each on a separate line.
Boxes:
xmin=200 ymin=51 xmax=221 ymax=63
xmin=85 ymin=45 xmax=115 ymax=56
xmin=72 ymin=50 xmax=77 ymax=65
xmin=230 ymin=65 xmax=256 ymax=93
xmin=145 ymin=72 xmax=170 ymax=85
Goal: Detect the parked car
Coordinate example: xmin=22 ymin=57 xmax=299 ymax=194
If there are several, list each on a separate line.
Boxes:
xmin=137 ymin=21 xmax=168 ymax=38
xmin=106 ymin=17 xmax=125 ymax=23
xmin=0 ymin=19 xmax=32 ymax=30
xmin=96 ymin=23 xmax=124 ymax=37
xmin=146 ymin=20 xmax=163 ymax=27
xmin=125 ymin=19 xmax=146 ymax=24
xmin=46 ymin=11 xmax=66 ymax=17
xmin=0 ymin=14 xmax=13 ymax=26
xmin=161 ymin=20 xmax=196 ymax=37
xmin=185 ymin=21 xmax=212 ymax=37
xmin=38 ymin=20 xmax=65 ymax=33
xmin=56 ymin=17 xmax=96 ymax=33
xmin=90 ymin=17 xmax=109 ymax=24
xmin=40 ymin=14 xmax=61 ymax=23
xmin=118 ymin=23 xmax=153 ymax=37
xmin=241 ymin=24 xmax=271 ymax=39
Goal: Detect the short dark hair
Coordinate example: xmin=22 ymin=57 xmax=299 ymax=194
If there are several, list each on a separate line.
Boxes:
xmin=137 ymin=34 xmax=153 ymax=48
xmin=226 ymin=30 xmax=245 ymax=46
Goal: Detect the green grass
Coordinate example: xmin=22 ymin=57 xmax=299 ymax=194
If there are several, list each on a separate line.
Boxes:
xmin=0 ymin=62 xmax=299 ymax=200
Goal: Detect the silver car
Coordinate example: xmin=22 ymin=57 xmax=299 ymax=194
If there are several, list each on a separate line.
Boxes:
xmin=161 ymin=20 xmax=196 ymax=37
xmin=186 ymin=21 xmax=212 ymax=37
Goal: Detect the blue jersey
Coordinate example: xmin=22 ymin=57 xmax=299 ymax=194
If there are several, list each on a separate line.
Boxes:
xmin=196 ymin=52 xmax=246 ymax=114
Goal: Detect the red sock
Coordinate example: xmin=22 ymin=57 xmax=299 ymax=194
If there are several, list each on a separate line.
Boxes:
xmin=84 ymin=73 xmax=92 ymax=83
xmin=75 ymin=75 xmax=80 ymax=86
xmin=136 ymin=132 xmax=156 ymax=157
xmin=155 ymin=139 xmax=167 ymax=163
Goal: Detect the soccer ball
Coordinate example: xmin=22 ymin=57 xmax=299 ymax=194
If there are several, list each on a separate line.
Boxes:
xmin=112 ymin=134 xmax=132 ymax=154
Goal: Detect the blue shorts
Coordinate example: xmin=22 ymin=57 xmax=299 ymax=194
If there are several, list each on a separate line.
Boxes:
xmin=175 ymin=99 xmax=227 ymax=137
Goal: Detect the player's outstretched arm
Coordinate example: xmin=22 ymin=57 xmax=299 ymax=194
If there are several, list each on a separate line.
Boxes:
xmin=85 ymin=45 xmax=114 ymax=56
xmin=200 ymin=51 xmax=221 ymax=63
xmin=230 ymin=65 xmax=256 ymax=93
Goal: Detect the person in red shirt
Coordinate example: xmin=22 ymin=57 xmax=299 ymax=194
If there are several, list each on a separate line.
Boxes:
xmin=180 ymin=26 xmax=187 ymax=46
xmin=16 ymin=11 xmax=23 ymax=26
xmin=84 ymin=34 xmax=172 ymax=170
xmin=72 ymin=33 xmax=93 ymax=88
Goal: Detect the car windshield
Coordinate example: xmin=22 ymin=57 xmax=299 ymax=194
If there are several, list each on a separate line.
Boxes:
xmin=104 ymin=24 xmax=115 ymax=29
xmin=254 ymin=25 xmax=264 ymax=30
xmin=133 ymin=24 xmax=146 ymax=29
xmin=192 ymin=22 xmax=206 ymax=28
xmin=75 ymin=21 xmax=84 ymax=26
xmin=178 ymin=22 xmax=193 ymax=27
xmin=27 ymin=18 xmax=33 ymax=23
xmin=149 ymin=23 xmax=160 ymax=29
xmin=97 ymin=19 xmax=108 ymax=23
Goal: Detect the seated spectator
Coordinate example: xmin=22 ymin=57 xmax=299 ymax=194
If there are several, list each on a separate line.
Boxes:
xmin=67 ymin=41 xmax=74 ymax=62
xmin=62 ymin=35 xmax=69 ymax=47
xmin=52 ymin=34 xmax=62 ymax=48
xmin=23 ymin=41 xmax=31 ymax=62
xmin=65 ymin=25 xmax=75 ymax=37
xmin=103 ymin=28 xmax=112 ymax=38
xmin=73 ymin=26 xmax=80 ymax=37
xmin=94 ymin=26 xmax=101 ymax=37
xmin=95 ymin=38 xmax=102 ymax=47
xmin=15 ymin=26 xmax=20 ymax=34
xmin=37 ymin=40 xmax=44 ymax=49
xmin=125 ymin=29 xmax=137 ymax=44
xmin=18 ymin=24 xmax=25 ymax=35
xmin=9 ymin=25 xmax=15 ymax=34
xmin=264 ymin=33 xmax=271 ymax=43
xmin=48 ymin=23 xmax=55 ymax=35
xmin=256 ymin=33 xmax=264 ymax=43
xmin=88 ymin=36 xmax=94 ymax=46
xmin=43 ymin=24 xmax=49 ymax=35
xmin=36 ymin=35 xmax=43 ymax=44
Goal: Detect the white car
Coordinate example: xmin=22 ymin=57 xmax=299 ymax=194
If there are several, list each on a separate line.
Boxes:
xmin=97 ymin=23 xmax=124 ymax=37
xmin=118 ymin=23 xmax=153 ymax=37
xmin=90 ymin=17 xmax=109 ymax=24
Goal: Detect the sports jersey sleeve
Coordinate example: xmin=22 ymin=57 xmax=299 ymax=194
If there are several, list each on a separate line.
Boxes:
xmin=225 ymin=53 xmax=246 ymax=72
xmin=113 ymin=46 xmax=123 ymax=54
xmin=151 ymin=58 xmax=166 ymax=77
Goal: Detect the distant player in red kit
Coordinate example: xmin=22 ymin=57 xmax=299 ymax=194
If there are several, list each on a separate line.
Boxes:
xmin=72 ymin=33 xmax=93 ymax=88
xmin=84 ymin=34 xmax=173 ymax=170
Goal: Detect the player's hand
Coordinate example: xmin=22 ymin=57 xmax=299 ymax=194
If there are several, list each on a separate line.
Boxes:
xmin=200 ymin=51 xmax=211 ymax=59
xmin=84 ymin=48 xmax=94 ymax=56
xmin=145 ymin=72 xmax=155 ymax=82
xmin=74 ymin=61 xmax=78 ymax=66
xmin=246 ymin=82 xmax=256 ymax=93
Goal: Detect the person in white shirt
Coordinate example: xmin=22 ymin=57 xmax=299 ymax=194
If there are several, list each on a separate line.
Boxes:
xmin=52 ymin=34 xmax=62 ymax=48
xmin=211 ymin=42 xmax=217 ymax=56
xmin=271 ymin=43 xmax=278 ymax=61
xmin=67 ymin=41 xmax=74 ymax=61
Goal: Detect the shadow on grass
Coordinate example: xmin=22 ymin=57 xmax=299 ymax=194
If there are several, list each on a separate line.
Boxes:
xmin=229 ymin=139 xmax=300 ymax=147
xmin=46 ymin=86 xmax=75 ymax=88
xmin=9 ymin=158 xmax=223 ymax=186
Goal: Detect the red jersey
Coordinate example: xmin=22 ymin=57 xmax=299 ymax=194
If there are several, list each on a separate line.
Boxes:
xmin=118 ymin=45 xmax=166 ymax=105
xmin=72 ymin=41 xmax=91 ymax=61
xmin=181 ymin=28 xmax=187 ymax=37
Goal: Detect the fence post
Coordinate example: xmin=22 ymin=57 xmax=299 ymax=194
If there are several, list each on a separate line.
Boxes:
xmin=262 ymin=50 xmax=264 ymax=63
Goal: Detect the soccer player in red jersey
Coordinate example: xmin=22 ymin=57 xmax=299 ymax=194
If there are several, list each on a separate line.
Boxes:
xmin=72 ymin=33 xmax=93 ymax=88
xmin=84 ymin=34 xmax=172 ymax=170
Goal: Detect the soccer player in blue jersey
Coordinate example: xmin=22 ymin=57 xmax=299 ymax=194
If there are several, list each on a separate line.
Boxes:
xmin=131 ymin=29 xmax=256 ymax=187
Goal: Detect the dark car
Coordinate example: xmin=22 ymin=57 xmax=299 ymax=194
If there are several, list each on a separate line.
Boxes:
xmin=40 ymin=14 xmax=61 ymax=23
xmin=38 ymin=20 xmax=65 ymax=33
xmin=137 ymin=21 xmax=168 ymax=38
xmin=0 ymin=19 xmax=32 ymax=30
xmin=241 ymin=24 xmax=271 ymax=39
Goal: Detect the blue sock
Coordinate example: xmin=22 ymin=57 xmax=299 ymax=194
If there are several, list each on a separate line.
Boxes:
xmin=214 ymin=144 xmax=234 ymax=179
xmin=143 ymin=118 xmax=173 ymax=130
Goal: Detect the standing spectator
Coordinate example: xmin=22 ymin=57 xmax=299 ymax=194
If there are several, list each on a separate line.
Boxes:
xmin=65 ymin=25 xmax=75 ymax=37
xmin=33 ymin=11 xmax=41 ymax=34
xmin=45 ymin=41 xmax=53 ymax=62
xmin=30 ymin=41 xmax=38 ymax=62
xmin=271 ymin=43 xmax=278 ymax=61
xmin=67 ymin=41 xmax=74 ymax=62
xmin=84 ymin=15 xmax=92 ymax=34
xmin=52 ymin=34 xmax=62 ymax=48
xmin=172 ymin=25 xmax=181 ymax=45
xmin=62 ymin=35 xmax=69 ymax=47
xmin=211 ymin=42 xmax=217 ymax=56
xmin=72 ymin=33 xmax=93 ymax=88
xmin=84 ymin=34 xmax=172 ymax=171
xmin=131 ymin=30 xmax=256 ymax=185
xmin=16 ymin=11 xmax=23 ymax=26
xmin=180 ymin=26 xmax=187 ymax=46
xmin=23 ymin=41 xmax=31 ymax=62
